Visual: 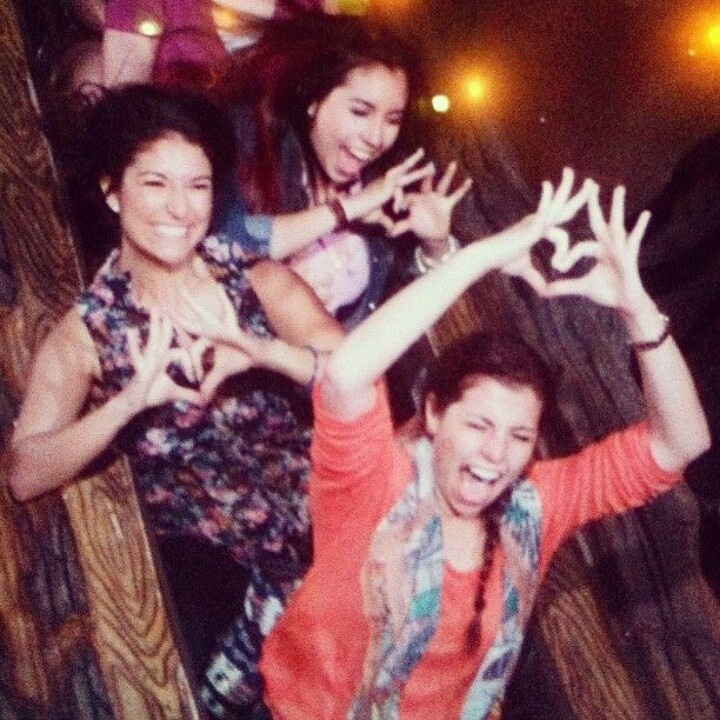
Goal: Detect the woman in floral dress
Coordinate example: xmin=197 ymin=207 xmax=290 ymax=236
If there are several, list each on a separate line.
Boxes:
xmin=8 ymin=83 xmax=343 ymax=717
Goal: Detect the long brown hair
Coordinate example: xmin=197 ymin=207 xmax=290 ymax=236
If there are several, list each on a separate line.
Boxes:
xmin=218 ymin=12 xmax=424 ymax=213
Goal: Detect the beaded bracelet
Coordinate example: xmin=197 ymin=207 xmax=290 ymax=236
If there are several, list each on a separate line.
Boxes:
xmin=414 ymin=234 xmax=460 ymax=274
xmin=629 ymin=313 xmax=671 ymax=352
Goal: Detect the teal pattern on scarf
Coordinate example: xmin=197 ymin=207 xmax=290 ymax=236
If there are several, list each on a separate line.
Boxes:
xmin=348 ymin=437 xmax=542 ymax=720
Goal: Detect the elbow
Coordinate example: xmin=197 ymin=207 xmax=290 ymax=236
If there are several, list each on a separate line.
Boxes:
xmin=693 ymin=421 xmax=712 ymax=462
xmin=661 ymin=422 xmax=712 ymax=474
xmin=321 ymin=353 xmax=351 ymax=398
xmin=686 ymin=411 xmax=712 ymax=465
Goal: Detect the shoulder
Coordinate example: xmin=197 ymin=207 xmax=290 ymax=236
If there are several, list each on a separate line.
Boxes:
xmin=36 ymin=309 xmax=99 ymax=382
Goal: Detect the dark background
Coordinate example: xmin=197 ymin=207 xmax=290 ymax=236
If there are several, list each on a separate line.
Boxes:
xmin=380 ymin=0 xmax=720 ymax=214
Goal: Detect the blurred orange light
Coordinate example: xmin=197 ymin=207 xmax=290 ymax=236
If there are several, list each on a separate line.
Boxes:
xmin=707 ymin=24 xmax=720 ymax=48
xmin=466 ymin=77 xmax=486 ymax=102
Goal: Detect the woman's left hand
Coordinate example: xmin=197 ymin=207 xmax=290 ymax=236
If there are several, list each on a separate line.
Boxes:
xmin=342 ymin=148 xmax=435 ymax=229
xmin=389 ymin=162 xmax=473 ymax=251
xmin=539 ymin=183 xmax=652 ymax=312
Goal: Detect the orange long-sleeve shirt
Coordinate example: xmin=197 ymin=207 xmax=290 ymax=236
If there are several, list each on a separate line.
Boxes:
xmin=261 ymin=383 xmax=680 ymax=719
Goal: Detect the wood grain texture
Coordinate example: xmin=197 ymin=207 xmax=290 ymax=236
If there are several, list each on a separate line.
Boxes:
xmin=63 ymin=460 xmax=198 ymax=720
xmin=0 ymin=0 xmax=199 ymax=716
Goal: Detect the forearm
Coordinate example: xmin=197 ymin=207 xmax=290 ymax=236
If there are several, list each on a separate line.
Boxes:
xmin=325 ymin=231 xmax=517 ymax=401
xmin=622 ymin=297 xmax=710 ymax=471
xmin=268 ymin=205 xmax=340 ymax=260
xmin=263 ymin=339 xmax=319 ymax=387
xmin=9 ymin=393 xmax=137 ymax=501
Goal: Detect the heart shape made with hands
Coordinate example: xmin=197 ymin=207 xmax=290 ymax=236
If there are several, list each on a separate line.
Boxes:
xmin=165 ymin=336 xmax=215 ymax=389
xmin=531 ymin=226 xmax=599 ymax=285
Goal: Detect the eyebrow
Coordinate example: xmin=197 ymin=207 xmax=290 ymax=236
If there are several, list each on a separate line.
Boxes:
xmin=349 ymin=97 xmax=404 ymax=115
xmin=349 ymin=98 xmax=375 ymax=109
xmin=136 ymin=170 xmax=213 ymax=181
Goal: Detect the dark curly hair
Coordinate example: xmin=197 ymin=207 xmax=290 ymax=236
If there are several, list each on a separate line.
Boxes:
xmin=423 ymin=331 xmax=554 ymax=430
xmin=80 ymin=83 xmax=237 ymax=197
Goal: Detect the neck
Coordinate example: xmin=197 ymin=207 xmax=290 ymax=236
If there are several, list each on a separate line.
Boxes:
xmin=118 ymin=244 xmax=202 ymax=309
xmin=441 ymin=513 xmax=486 ymax=572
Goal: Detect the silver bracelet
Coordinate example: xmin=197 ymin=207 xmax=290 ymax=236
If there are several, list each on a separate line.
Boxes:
xmin=414 ymin=235 xmax=460 ymax=274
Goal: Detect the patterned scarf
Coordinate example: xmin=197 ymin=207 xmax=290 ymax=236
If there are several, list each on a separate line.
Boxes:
xmin=348 ymin=438 xmax=542 ymax=720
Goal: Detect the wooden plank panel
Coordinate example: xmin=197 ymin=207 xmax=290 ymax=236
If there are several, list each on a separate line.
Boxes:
xmin=0 ymin=0 xmax=199 ymax=716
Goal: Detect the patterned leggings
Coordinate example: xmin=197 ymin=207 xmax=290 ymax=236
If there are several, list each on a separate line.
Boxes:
xmin=201 ymin=567 xmax=301 ymax=718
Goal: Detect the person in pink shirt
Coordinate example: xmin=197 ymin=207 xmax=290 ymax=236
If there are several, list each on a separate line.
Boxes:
xmin=255 ymin=168 xmax=710 ymax=719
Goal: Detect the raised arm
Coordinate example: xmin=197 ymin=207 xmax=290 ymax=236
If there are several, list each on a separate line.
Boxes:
xmin=254 ymin=150 xmax=434 ymax=260
xmin=9 ymin=311 xmax=203 ymax=501
xmin=542 ymin=183 xmax=711 ymax=472
xmin=322 ymin=168 xmax=589 ymax=420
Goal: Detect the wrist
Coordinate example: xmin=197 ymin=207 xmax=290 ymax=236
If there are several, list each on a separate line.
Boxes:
xmin=415 ymin=235 xmax=460 ymax=274
xmin=261 ymin=338 xmax=288 ymax=373
xmin=620 ymin=299 xmax=671 ymax=349
xmin=110 ymin=388 xmax=144 ymax=425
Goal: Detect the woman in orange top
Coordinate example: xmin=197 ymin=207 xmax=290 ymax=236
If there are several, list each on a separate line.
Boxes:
xmin=257 ymin=168 xmax=710 ymax=719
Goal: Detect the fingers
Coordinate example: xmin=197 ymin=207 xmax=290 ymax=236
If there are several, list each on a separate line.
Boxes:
xmin=197 ymin=367 xmax=224 ymax=403
xmin=546 ymin=167 xmax=575 ymax=220
xmin=368 ymin=208 xmax=398 ymax=234
xmin=394 ymin=147 xmax=425 ymax=174
xmin=132 ymin=312 xmax=173 ymax=367
xmin=532 ymin=180 xmax=554 ymax=231
xmin=586 ymin=181 xmax=606 ymax=239
xmin=393 ymin=186 xmax=404 ymax=214
xmin=166 ymin=346 xmax=197 ymax=383
xmin=448 ymin=177 xmax=473 ymax=207
xmin=627 ymin=209 xmax=651 ymax=258
xmin=188 ymin=337 xmax=212 ymax=382
xmin=555 ymin=177 xmax=593 ymax=224
xmin=398 ymin=161 xmax=435 ymax=189
xmin=550 ymin=238 xmax=600 ymax=273
xmin=517 ymin=264 xmax=549 ymax=295
xmin=389 ymin=217 xmax=412 ymax=237
xmin=545 ymin=227 xmax=570 ymax=268
xmin=436 ymin=161 xmax=457 ymax=195
xmin=609 ymin=185 xmax=626 ymax=239
xmin=126 ymin=327 xmax=142 ymax=366
xmin=168 ymin=384 xmax=206 ymax=406
xmin=540 ymin=276 xmax=591 ymax=299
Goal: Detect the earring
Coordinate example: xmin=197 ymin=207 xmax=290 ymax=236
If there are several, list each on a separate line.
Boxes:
xmin=106 ymin=195 xmax=120 ymax=213
xmin=308 ymin=103 xmax=317 ymax=118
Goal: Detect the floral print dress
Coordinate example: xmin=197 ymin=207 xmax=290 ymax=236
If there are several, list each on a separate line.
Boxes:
xmin=76 ymin=233 xmax=312 ymax=576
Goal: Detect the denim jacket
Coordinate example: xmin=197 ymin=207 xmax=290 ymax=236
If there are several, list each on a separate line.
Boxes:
xmin=213 ymin=105 xmax=398 ymax=330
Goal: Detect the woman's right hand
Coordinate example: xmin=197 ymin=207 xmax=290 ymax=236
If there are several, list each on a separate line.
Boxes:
xmin=341 ymin=148 xmax=435 ymax=229
xmin=492 ymin=168 xmax=591 ymax=289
